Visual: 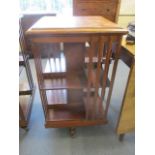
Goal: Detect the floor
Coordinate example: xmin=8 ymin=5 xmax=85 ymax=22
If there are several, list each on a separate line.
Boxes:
xmin=19 ymin=59 xmax=135 ymax=155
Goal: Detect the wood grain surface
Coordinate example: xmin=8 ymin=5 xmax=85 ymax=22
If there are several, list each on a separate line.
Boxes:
xmin=26 ymin=16 xmax=128 ymax=35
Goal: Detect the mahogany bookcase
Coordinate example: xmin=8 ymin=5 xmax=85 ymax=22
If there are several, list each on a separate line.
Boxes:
xmin=26 ymin=16 xmax=127 ymax=136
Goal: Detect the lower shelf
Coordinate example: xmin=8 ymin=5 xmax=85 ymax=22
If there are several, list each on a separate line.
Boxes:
xmin=44 ymin=89 xmax=106 ymax=128
xmin=45 ymin=109 xmax=108 ymax=128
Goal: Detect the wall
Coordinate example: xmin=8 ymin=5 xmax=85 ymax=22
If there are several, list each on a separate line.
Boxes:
xmin=118 ymin=0 xmax=135 ymax=28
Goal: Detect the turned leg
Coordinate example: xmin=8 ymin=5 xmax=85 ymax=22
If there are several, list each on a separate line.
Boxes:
xmin=69 ymin=127 xmax=76 ymax=137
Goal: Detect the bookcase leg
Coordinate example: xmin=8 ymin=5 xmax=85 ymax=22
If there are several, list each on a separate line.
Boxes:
xmin=69 ymin=127 xmax=76 ymax=137
xmin=119 ymin=134 xmax=125 ymax=141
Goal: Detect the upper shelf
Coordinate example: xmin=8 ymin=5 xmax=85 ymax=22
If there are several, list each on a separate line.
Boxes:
xmin=41 ymin=71 xmax=87 ymax=90
xmin=41 ymin=56 xmax=110 ymax=90
xmin=26 ymin=16 xmax=128 ymax=36
xmin=41 ymin=69 xmax=110 ymax=90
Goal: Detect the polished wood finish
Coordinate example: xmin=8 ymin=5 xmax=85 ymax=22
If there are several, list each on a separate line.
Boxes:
xmin=27 ymin=16 xmax=127 ymax=131
xmin=105 ymin=36 xmax=122 ymax=116
xmin=116 ymin=37 xmax=135 ymax=140
xmin=21 ymin=13 xmax=56 ymax=33
xmin=26 ymin=16 xmax=127 ymax=35
xmin=73 ymin=0 xmax=121 ymax=22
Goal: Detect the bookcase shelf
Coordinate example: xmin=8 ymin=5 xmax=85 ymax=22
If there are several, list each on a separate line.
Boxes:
xmin=41 ymin=71 xmax=87 ymax=90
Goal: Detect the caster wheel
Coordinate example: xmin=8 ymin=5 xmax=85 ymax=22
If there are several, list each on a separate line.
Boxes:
xmin=69 ymin=127 xmax=76 ymax=138
xmin=25 ymin=127 xmax=29 ymax=131
xmin=119 ymin=134 xmax=124 ymax=141
xmin=23 ymin=127 xmax=29 ymax=132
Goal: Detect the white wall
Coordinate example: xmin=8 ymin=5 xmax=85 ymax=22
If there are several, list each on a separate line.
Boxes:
xmin=118 ymin=0 xmax=135 ymax=28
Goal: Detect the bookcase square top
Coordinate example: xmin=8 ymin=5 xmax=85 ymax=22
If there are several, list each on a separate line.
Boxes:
xmin=26 ymin=16 xmax=128 ymax=35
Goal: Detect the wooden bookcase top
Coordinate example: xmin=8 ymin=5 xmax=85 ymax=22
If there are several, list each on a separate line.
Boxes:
xmin=26 ymin=16 xmax=128 ymax=35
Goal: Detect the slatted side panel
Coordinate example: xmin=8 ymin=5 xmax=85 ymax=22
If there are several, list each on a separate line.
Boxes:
xmin=84 ymin=35 xmax=122 ymax=120
xmin=100 ymin=36 xmax=113 ymax=102
xmin=85 ymin=37 xmax=96 ymax=119
xmin=94 ymin=36 xmax=105 ymax=119
xmin=105 ymin=36 xmax=122 ymax=117
xmin=91 ymin=36 xmax=113 ymax=120
xmin=31 ymin=44 xmax=48 ymax=117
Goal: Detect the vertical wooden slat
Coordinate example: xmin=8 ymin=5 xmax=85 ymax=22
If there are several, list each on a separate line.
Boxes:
xmin=31 ymin=44 xmax=48 ymax=117
xmin=86 ymin=37 xmax=96 ymax=119
xmin=37 ymin=55 xmax=48 ymax=115
xmin=19 ymin=22 xmax=27 ymax=51
xmin=95 ymin=37 xmax=103 ymax=98
xmin=101 ymin=36 xmax=113 ymax=102
xmin=25 ymin=61 xmax=34 ymax=89
xmin=58 ymin=45 xmax=62 ymax=72
xmin=94 ymin=36 xmax=105 ymax=118
xmin=47 ymin=46 xmax=52 ymax=73
xmin=105 ymin=36 xmax=122 ymax=117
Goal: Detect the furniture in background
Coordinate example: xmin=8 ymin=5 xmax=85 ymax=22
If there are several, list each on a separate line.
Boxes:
xmin=73 ymin=0 xmax=121 ymax=22
xmin=20 ymin=13 xmax=56 ymax=57
xmin=19 ymin=18 xmax=35 ymax=129
xmin=26 ymin=16 xmax=127 ymax=136
xmin=20 ymin=0 xmax=121 ymax=57
xmin=116 ymin=37 xmax=135 ymax=140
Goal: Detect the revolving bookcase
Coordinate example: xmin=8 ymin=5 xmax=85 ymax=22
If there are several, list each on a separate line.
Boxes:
xmin=26 ymin=16 xmax=127 ymax=136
